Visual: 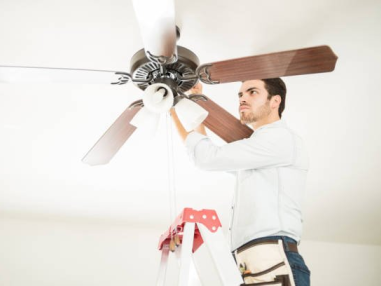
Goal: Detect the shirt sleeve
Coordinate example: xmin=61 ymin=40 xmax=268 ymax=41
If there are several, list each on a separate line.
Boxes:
xmin=185 ymin=127 xmax=294 ymax=172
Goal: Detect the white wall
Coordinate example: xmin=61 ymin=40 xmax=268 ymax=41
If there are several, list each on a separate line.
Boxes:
xmin=0 ymin=214 xmax=162 ymax=286
xmin=300 ymin=241 xmax=381 ymax=285
xmin=0 ymin=214 xmax=380 ymax=286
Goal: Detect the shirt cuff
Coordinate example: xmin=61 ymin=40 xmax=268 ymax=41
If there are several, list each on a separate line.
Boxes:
xmin=185 ymin=131 xmax=207 ymax=152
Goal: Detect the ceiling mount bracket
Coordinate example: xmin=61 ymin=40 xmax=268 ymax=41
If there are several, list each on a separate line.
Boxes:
xmin=128 ymin=99 xmax=144 ymax=110
xmin=111 ymin=72 xmax=132 ymax=85
xmin=189 ymin=94 xmax=208 ymax=102
xmin=131 ymin=73 xmax=153 ymax=83
xmin=197 ymin=64 xmax=219 ymax=85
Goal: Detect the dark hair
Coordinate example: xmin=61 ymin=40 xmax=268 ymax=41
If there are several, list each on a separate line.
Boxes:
xmin=262 ymin=78 xmax=287 ymax=118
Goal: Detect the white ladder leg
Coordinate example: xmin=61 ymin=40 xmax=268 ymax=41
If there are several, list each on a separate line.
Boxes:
xmin=175 ymin=245 xmax=203 ymax=286
xmin=156 ymin=244 xmax=170 ymax=286
xmin=197 ymin=223 xmax=243 ymax=286
xmin=178 ymin=222 xmax=195 ymax=286
xmin=188 ymin=256 xmax=203 ymax=286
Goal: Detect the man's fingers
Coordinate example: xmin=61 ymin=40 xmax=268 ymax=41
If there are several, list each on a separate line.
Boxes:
xmin=189 ymin=82 xmax=203 ymax=94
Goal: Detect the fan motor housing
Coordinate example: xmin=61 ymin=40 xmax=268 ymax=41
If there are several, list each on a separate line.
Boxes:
xmin=130 ymin=46 xmax=199 ymax=94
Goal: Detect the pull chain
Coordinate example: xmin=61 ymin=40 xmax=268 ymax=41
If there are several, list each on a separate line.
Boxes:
xmin=166 ymin=112 xmax=177 ymax=227
xmin=166 ymin=112 xmax=179 ymax=251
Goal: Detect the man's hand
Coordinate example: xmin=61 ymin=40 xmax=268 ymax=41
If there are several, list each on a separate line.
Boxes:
xmin=170 ymin=82 xmax=207 ymax=142
xmin=170 ymin=108 xmax=207 ymax=142
xmin=187 ymin=81 xmax=203 ymax=95
xmin=170 ymin=108 xmax=189 ymax=142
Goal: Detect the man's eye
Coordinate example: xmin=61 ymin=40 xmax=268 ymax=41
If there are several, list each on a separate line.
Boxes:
xmin=250 ymin=90 xmax=257 ymax=95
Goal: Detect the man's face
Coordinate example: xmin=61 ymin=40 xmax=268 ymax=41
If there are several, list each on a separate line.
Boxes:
xmin=238 ymin=80 xmax=271 ymax=124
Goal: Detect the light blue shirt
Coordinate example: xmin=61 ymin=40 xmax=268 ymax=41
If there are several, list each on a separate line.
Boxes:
xmin=185 ymin=120 xmax=309 ymax=251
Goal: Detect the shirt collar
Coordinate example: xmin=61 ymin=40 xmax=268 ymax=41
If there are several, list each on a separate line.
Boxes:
xmin=254 ymin=119 xmax=287 ymax=132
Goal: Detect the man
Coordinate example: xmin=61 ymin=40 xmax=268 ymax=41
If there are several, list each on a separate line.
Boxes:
xmin=171 ymin=78 xmax=310 ymax=286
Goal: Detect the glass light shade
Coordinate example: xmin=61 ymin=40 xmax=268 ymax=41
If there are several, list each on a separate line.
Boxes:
xmin=175 ymin=98 xmax=209 ymax=132
xmin=143 ymin=83 xmax=174 ymax=114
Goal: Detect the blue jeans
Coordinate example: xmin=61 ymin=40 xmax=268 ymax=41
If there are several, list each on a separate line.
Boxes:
xmin=236 ymin=236 xmax=311 ymax=286
xmin=281 ymin=237 xmax=311 ymax=286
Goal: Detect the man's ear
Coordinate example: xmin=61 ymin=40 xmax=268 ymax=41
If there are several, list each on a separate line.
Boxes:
xmin=270 ymin=95 xmax=282 ymax=110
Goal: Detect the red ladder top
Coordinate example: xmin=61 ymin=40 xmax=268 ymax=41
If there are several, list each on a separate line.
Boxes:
xmin=158 ymin=208 xmax=222 ymax=252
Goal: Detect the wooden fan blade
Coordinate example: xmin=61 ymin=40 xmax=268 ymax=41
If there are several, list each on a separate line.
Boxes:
xmin=82 ymin=102 xmax=142 ymax=166
xmin=196 ymin=96 xmax=253 ymax=142
xmin=0 ymin=65 xmax=130 ymax=84
xmin=200 ymin=46 xmax=338 ymax=84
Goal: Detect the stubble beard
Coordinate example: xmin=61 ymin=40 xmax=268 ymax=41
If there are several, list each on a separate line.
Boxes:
xmin=240 ymin=101 xmax=271 ymax=124
xmin=240 ymin=112 xmax=257 ymax=124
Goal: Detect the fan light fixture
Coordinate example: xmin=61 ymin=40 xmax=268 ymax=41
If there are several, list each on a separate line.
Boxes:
xmin=130 ymin=83 xmax=173 ymax=137
xmin=130 ymin=83 xmax=208 ymax=135
xmin=174 ymin=97 xmax=209 ymax=132
xmin=143 ymin=83 xmax=174 ymax=113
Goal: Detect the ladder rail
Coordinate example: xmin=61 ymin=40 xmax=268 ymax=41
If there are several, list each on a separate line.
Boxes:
xmin=197 ymin=223 xmax=243 ymax=286
xmin=178 ymin=222 xmax=195 ymax=286
xmin=156 ymin=244 xmax=170 ymax=286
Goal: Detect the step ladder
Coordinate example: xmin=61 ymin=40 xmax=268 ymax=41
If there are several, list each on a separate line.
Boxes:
xmin=156 ymin=208 xmax=244 ymax=286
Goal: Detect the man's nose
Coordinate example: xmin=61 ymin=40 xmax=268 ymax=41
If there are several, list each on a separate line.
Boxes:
xmin=239 ymin=94 xmax=248 ymax=104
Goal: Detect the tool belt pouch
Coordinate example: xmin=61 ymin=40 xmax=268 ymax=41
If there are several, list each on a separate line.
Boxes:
xmin=235 ymin=240 xmax=295 ymax=286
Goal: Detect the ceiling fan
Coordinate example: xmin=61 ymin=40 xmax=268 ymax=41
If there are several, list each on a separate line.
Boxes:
xmin=0 ymin=0 xmax=338 ymax=166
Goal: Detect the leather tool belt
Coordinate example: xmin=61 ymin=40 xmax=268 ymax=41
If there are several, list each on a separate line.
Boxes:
xmin=234 ymin=239 xmax=296 ymax=286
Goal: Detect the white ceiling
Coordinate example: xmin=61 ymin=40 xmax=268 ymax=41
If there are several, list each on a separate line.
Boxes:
xmin=0 ymin=0 xmax=380 ymax=246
